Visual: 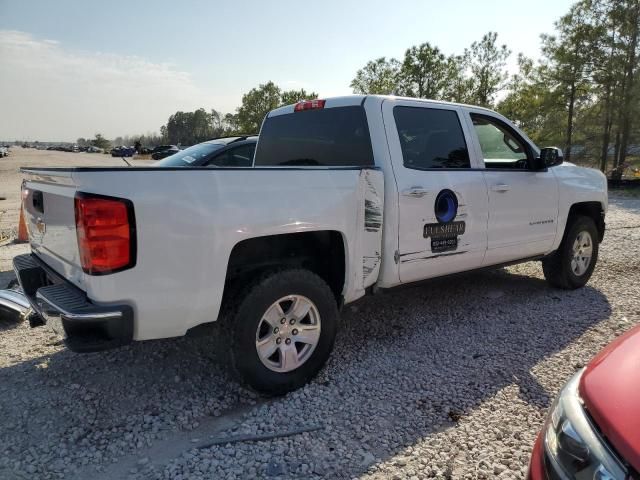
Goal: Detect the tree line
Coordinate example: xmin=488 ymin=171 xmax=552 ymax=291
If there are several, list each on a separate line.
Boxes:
xmin=85 ymin=82 xmax=316 ymax=152
xmin=351 ymin=0 xmax=639 ymax=176
xmin=157 ymin=82 xmax=316 ymax=147
xmin=501 ymin=0 xmax=640 ymax=177
xmin=109 ymin=0 xmax=638 ymax=176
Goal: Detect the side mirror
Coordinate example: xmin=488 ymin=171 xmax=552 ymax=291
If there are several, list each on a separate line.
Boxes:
xmin=539 ymin=147 xmax=564 ymax=168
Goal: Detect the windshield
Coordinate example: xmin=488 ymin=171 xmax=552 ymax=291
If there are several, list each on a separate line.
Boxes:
xmin=155 ymin=143 xmax=225 ymax=167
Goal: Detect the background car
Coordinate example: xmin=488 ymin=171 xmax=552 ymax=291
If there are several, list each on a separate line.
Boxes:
xmin=528 ymin=324 xmax=640 ymax=480
xmin=150 ymin=145 xmax=180 ymax=160
xmin=0 ymin=146 xmax=8 ymax=157
xmin=110 ymin=146 xmax=136 ymax=157
xmin=154 ymin=136 xmax=257 ymax=167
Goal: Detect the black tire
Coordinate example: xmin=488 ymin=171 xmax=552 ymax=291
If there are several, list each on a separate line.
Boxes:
xmin=542 ymin=215 xmax=599 ymax=289
xmin=223 ymin=269 xmax=339 ymax=395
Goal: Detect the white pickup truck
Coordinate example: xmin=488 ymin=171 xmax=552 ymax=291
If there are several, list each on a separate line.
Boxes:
xmin=14 ymin=95 xmax=607 ymax=394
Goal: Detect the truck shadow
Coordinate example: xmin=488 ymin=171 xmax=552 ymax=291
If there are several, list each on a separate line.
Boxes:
xmin=0 ymin=265 xmax=612 ymax=479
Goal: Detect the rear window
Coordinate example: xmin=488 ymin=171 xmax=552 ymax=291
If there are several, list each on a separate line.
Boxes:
xmin=254 ymin=106 xmax=374 ymax=167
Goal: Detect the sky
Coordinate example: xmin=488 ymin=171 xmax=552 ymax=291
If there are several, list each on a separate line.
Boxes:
xmin=0 ymin=0 xmax=575 ymax=142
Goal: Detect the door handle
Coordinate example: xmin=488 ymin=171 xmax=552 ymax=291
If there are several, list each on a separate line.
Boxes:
xmin=402 ymin=186 xmax=429 ymax=198
xmin=491 ymin=184 xmax=511 ymax=192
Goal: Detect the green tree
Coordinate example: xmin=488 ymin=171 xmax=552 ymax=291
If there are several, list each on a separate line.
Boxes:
xmin=160 ymin=125 xmax=168 ymax=143
xmin=280 ymin=88 xmax=317 ymax=106
xmin=163 ymin=108 xmax=215 ymax=145
xmin=541 ymin=5 xmax=596 ymax=162
xmin=609 ymin=0 xmax=640 ymax=176
xmin=497 ymin=55 xmax=565 ymax=147
xmin=91 ymin=133 xmax=111 ymax=150
xmin=466 ymin=32 xmax=511 ymax=107
xmin=235 ymin=82 xmax=318 ymax=133
xmin=236 ymin=82 xmax=283 ymax=133
xmin=350 ymin=57 xmax=401 ymax=94
xmin=443 ymin=54 xmax=475 ymax=103
xmin=398 ymin=43 xmax=452 ymax=99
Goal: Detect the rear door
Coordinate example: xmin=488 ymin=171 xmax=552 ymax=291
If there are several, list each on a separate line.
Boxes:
xmin=465 ymin=111 xmax=559 ymax=265
xmin=382 ymin=99 xmax=489 ymax=283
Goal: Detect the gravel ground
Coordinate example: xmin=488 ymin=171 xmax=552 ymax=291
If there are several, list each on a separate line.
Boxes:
xmin=0 ymin=153 xmax=638 ymax=479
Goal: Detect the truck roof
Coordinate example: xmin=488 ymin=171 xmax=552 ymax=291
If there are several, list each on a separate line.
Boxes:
xmin=268 ymin=94 xmax=497 ymax=118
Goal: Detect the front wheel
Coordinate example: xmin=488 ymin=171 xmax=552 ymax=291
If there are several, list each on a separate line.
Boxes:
xmin=542 ymin=215 xmax=599 ymax=289
xmin=224 ymin=269 xmax=339 ymax=395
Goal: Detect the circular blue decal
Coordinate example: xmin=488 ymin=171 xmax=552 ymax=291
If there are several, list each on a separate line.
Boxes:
xmin=434 ymin=189 xmax=458 ymax=224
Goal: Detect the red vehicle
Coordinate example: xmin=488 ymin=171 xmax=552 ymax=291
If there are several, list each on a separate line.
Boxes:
xmin=528 ymin=324 xmax=640 ymax=479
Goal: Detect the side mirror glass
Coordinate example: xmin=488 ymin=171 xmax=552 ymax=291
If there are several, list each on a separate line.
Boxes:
xmin=539 ymin=147 xmax=564 ymax=168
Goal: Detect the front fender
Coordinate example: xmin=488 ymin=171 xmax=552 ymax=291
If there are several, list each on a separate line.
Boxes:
xmin=551 ymin=164 xmax=607 ymax=251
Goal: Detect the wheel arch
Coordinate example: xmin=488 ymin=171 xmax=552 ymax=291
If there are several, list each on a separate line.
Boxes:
xmin=567 ymin=201 xmax=606 ymax=243
xmin=224 ymin=231 xmax=348 ymax=304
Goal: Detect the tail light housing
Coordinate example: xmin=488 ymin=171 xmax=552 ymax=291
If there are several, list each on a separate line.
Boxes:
xmin=75 ymin=193 xmax=136 ymax=275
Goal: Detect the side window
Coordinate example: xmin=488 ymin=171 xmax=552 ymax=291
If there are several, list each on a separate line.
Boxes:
xmin=393 ymin=106 xmax=470 ymax=169
xmin=207 ymin=144 xmax=255 ymax=167
xmin=471 ymin=114 xmax=531 ymax=169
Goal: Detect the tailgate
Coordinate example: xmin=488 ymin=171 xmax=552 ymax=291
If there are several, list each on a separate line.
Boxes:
xmin=21 ymin=169 xmax=84 ymax=287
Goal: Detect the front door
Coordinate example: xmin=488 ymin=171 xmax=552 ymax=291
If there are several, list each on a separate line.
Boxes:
xmin=466 ymin=112 xmax=559 ymax=265
xmin=382 ymin=99 xmax=489 ymax=284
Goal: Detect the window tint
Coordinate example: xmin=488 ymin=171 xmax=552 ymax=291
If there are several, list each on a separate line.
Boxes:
xmin=207 ymin=143 xmax=255 ymax=167
xmin=471 ymin=115 xmax=530 ymax=168
xmin=393 ymin=107 xmax=470 ymax=169
xmin=254 ymin=106 xmax=374 ymax=167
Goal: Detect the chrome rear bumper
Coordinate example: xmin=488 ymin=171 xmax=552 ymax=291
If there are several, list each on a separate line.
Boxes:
xmin=12 ymin=253 xmax=133 ymax=352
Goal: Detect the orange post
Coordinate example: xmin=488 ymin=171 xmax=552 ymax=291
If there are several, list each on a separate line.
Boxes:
xmin=16 ymin=206 xmax=28 ymax=243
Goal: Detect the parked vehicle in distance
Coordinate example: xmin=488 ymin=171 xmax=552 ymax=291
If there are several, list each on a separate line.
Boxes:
xmin=110 ymin=146 xmax=135 ymax=157
xmin=155 ymin=136 xmax=257 ymax=167
xmin=15 ymin=95 xmax=607 ymax=395
xmin=528 ymin=324 xmax=640 ymax=480
xmin=0 ymin=146 xmax=8 ymax=157
xmin=86 ymin=146 xmax=103 ymax=153
xmin=151 ymin=145 xmax=180 ymax=160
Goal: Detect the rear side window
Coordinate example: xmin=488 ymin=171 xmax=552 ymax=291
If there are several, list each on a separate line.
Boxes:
xmin=393 ymin=107 xmax=470 ymax=169
xmin=206 ymin=144 xmax=255 ymax=167
xmin=254 ymin=106 xmax=374 ymax=167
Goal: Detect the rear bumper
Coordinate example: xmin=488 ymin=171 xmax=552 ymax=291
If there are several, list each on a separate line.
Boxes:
xmin=12 ymin=253 xmax=133 ymax=352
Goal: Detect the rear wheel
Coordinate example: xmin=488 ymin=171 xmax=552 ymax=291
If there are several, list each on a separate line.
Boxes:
xmin=224 ymin=269 xmax=339 ymax=395
xmin=542 ymin=215 xmax=599 ymax=289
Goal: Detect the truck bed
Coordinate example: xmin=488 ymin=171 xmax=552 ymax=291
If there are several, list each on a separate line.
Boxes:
xmin=20 ymin=166 xmax=384 ymax=340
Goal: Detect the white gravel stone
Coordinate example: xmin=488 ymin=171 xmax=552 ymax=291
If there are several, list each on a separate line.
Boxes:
xmin=0 ymin=195 xmax=638 ymax=479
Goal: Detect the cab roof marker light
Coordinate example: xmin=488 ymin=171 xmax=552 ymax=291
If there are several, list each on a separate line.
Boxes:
xmin=294 ymin=99 xmax=326 ymax=112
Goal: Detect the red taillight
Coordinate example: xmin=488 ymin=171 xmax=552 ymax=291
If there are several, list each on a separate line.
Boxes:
xmin=74 ymin=194 xmax=135 ymax=275
xmin=294 ymin=99 xmax=326 ymax=112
